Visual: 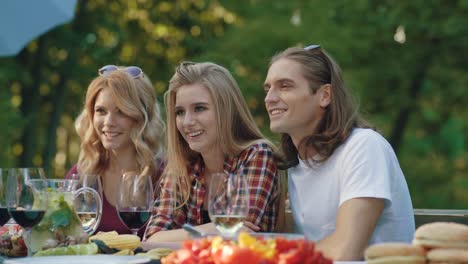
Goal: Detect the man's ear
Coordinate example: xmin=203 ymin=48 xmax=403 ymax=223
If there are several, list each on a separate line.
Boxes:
xmin=319 ymin=84 xmax=331 ymax=108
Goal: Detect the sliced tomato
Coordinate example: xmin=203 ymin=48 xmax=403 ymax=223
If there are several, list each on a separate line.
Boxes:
xmin=177 ymin=249 xmax=197 ymax=264
xmin=164 ymin=235 xmax=332 ymax=264
xmin=190 ymin=238 xmax=211 ymax=255
xmin=182 ymin=240 xmax=193 ymax=250
xmin=211 ymin=247 xmax=222 ymax=264
xmin=278 ymin=248 xmax=304 ymax=264
xmin=212 ymin=245 xmax=262 ymax=264
xmin=275 ymin=238 xmax=298 ymax=253
xmin=198 ymin=248 xmax=214 ymax=264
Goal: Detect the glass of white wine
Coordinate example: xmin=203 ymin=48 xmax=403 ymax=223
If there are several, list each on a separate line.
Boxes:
xmin=71 ymin=174 xmax=103 ymax=235
xmin=208 ymin=172 xmax=249 ymax=236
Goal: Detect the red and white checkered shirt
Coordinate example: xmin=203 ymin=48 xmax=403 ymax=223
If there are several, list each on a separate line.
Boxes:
xmin=145 ymin=143 xmax=279 ymax=238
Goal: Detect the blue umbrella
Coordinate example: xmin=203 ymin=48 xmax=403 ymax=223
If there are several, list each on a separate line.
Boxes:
xmin=0 ymin=0 xmax=77 ymax=57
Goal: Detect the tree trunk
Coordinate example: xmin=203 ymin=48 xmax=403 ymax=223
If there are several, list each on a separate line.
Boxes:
xmin=42 ymin=0 xmax=87 ymax=173
xmin=20 ymin=37 xmax=45 ymax=167
xmin=389 ymin=54 xmax=433 ymax=153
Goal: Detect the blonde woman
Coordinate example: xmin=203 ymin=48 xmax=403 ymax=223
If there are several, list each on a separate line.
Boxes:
xmin=66 ymin=65 xmax=165 ymax=238
xmin=145 ymin=62 xmax=280 ymax=242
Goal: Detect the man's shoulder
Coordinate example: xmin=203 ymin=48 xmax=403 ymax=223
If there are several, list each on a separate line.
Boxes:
xmin=350 ymin=127 xmax=380 ymax=137
xmin=346 ymin=128 xmax=387 ymax=145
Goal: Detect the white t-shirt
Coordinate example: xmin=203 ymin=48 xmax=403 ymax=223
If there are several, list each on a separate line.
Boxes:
xmin=288 ymin=128 xmax=415 ymax=245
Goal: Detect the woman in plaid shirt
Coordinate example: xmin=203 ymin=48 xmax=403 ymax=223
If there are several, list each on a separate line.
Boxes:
xmin=145 ymin=62 xmax=280 ymax=242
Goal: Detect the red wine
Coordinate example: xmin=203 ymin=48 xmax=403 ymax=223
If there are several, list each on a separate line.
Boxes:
xmin=0 ymin=207 xmax=10 ymax=226
xmin=118 ymin=211 xmax=150 ymax=229
xmin=9 ymin=209 xmax=45 ymax=228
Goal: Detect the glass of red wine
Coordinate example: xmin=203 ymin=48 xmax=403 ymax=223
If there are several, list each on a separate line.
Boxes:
xmin=116 ymin=172 xmax=153 ymax=236
xmin=6 ymin=168 xmax=48 ymax=257
xmin=0 ymin=169 xmax=11 ymax=226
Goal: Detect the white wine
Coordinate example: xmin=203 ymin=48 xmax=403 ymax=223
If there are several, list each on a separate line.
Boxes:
xmin=212 ymin=215 xmax=245 ymax=234
xmin=77 ymin=212 xmax=98 ymax=232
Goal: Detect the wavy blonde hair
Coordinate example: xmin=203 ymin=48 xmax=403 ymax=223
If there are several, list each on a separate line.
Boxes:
xmin=75 ymin=68 xmax=165 ymax=177
xmin=164 ymin=62 xmax=274 ymax=204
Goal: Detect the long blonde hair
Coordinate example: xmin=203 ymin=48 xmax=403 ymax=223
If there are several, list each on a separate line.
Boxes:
xmin=164 ymin=61 xmax=274 ymax=204
xmin=75 ymin=68 xmax=165 ymax=176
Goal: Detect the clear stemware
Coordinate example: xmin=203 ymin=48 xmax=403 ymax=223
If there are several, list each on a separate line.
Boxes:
xmin=0 ymin=169 xmax=11 ymax=226
xmin=71 ymin=173 xmax=103 ymax=235
xmin=6 ymin=168 xmax=48 ymax=257
xmin=208 ymin=172 xmax=249 ymax=236
xmin=116 ymin=173 xmax=154 ymax=236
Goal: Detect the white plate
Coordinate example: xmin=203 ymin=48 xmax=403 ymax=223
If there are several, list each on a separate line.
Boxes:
xmin=141 ymin=241 xmax=181 ymax=251
xmin=249 ymin=232 xmax=305 ymax=240
xmin=4 ymin=255 xmax=152 ymax=264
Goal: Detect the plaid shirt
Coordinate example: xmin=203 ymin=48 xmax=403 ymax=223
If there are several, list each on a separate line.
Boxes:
xmin=145 ymin=142 xmax=279 ymax=238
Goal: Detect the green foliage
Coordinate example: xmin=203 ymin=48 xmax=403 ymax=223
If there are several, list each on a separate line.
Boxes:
xmin=0 ymin=0 xmax=237 ymax=176
xmin=0 ymin=89 xmax=23 ymax=166
xmin=35 ymin=194 xmax=80 ymax=232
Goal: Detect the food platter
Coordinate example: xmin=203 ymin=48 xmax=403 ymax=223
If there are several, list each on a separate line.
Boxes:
xmin=2 ymin=256 xmax=364 ymax=264
xmin=141 ymin=232 xmax=304 ymax=252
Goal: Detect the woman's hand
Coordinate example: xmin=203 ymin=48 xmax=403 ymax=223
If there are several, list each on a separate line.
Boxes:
xmin=241 ymin=221 xmax=260 ymax=232
xmin=194 ymin=222 xmax=220 ymax=235
xmin=197 ymin=221 xmax=259 ymax=235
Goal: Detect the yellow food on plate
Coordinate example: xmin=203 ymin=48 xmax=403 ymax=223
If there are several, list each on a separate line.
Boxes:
xmin=136 ymin=247 xmax=174 ymax=260
xmin=89 ymin=233 xmax=141 ymax=251
xmin=113 ymin=248 xmax=135 ymax=256
xmin=88 ymin=231 xmax=119 ymax=241
xmin=161 ymin=232 xmax=333 ymax=264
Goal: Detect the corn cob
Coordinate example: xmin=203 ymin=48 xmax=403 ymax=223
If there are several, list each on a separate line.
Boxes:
xmin=89 ymin=231 xmax=119 ymax=241
xmin=114 ymin=249 xmax=134 ymax=256
xmin=89 ymin=233 xmax=141 ymax=251
xmin=136 ymin=247 xmax=173 ymax=260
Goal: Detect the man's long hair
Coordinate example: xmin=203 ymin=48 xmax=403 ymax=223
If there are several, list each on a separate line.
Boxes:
xmin=270 ymin=47 xmax=373 ymax=169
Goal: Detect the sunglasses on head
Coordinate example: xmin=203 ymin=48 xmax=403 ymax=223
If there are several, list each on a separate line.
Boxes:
xmin=304 ymin=44 xmax=321 ymax=51
xmin=98 ymin=65 xmax=144 ymax=79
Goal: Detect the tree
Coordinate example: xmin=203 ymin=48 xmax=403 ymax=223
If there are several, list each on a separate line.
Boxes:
xmin=0 ymin=0 xmax=239 ymax=177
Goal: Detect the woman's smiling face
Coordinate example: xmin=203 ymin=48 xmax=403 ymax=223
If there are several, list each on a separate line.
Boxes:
xmin=174 ymin=83 xmax=220 ymax=156
xmin=93 ymin=87 xmax=135 ymax=153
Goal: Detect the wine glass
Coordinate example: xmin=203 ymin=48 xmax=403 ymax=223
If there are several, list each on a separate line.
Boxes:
xmin=71 ymin=173 xmax=103 ymax=235
xmin=16 ymin=167 xmax=45 ymax=180
xmin=116 ymin=173 xmax=154 ymax=236
xmin=208 ymin=172 xmax=249 ymax=236
xmin=0 ymin=169 xmax=11 ymax=226
xmin=6 ymin=169 xmax=48 ymax=257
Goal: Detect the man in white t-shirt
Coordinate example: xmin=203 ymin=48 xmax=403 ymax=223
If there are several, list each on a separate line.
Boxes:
xmin=263 ymin=45 xmax=415 ymax=261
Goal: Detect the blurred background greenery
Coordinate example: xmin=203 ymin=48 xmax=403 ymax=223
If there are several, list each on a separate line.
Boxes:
xmin=0 ymin=0 xmax=467 ymax=209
